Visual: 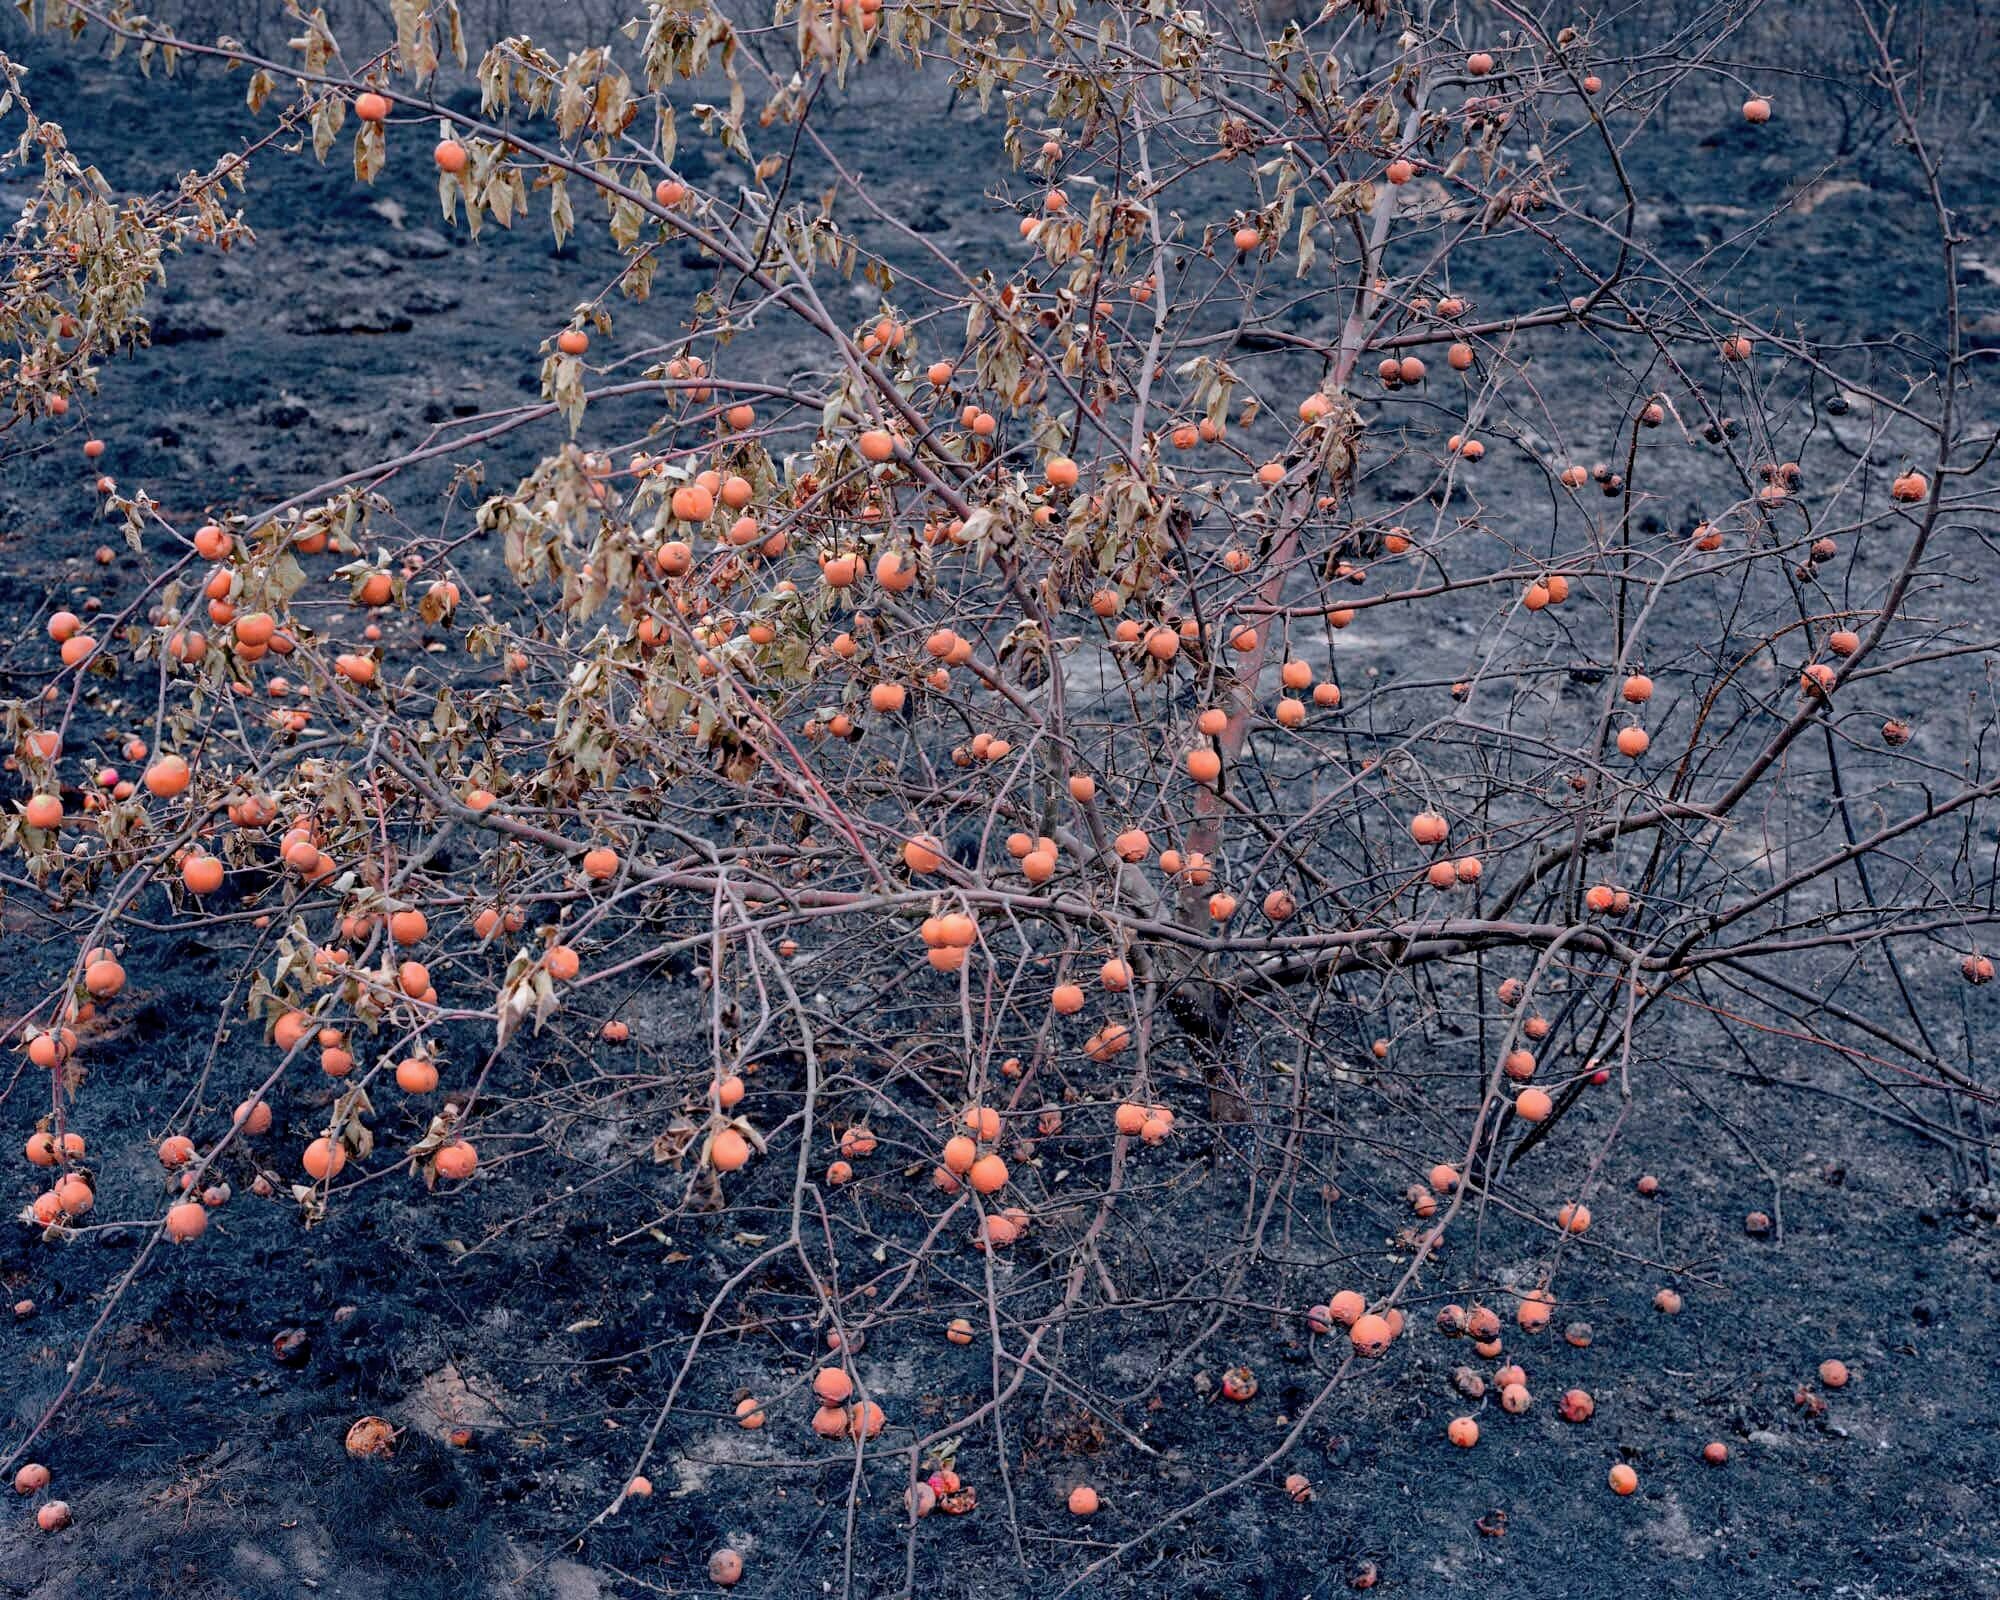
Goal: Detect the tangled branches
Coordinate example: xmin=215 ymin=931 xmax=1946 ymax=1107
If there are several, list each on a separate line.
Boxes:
xmin=0 ymin=0 xmax=1995 ymax=1588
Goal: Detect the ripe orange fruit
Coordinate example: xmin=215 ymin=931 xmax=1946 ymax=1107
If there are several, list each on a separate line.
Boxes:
xmin=1448 ymin=1416 xmax=1479 ymax=1448
xmin=1818 ymin=1358 xmax=1849 ymax=1389
xmin=303 ymin=1137 xmax=347 ymax=1180
xmin=165 ymin=1200 xmax=208 ymax=1242
xmin=180 ymin=854 xmax=225 ymax=895
xmin=354 ymin=91 xmax=391 ymax=121
xmin=234 ymin=611 xmax=275 ymax=647
xmin=1084 ymin=1022 xmax=1131 ymax=1060
xmin=557 ymin=329 xmax=590 ymax=356
xmin=934 ymin=914 xmax=977 ymax=950
xmin=434 ymin=139 xmax=467 ymax=173
xmin=328 ymin=651 xmax=380 ymax=688
xmin=1112 ymin=827 xmax=1150 ymax=862
xmin=434 ymin=1141 xmax=478 ymax=1180
xmin=813 ymin=1366 xmax=853 ymax=1403
xmin=396 ymin=1057 xmax=439 ymax=1093
xmin=851 ymin=1396 xmax=884 ymax=1438
xmin=1349 ymin=1313 xmax=1393 ymax=1357
xmin=710 ymin=1128 xmax=750 ymax=1171
xmin=708 ymin=1548 xmax=743 ymax=1586
xmin=546 ymin=945 xmax=581 ymax=980
xmin=1067 ymin=1484 xmax=1099 ymax=1515
xmin=874 ymin=550 xmax=915 ymax=592
xmin=938 ymin=1134 xmax=977 ymax=1176
xmin=968 ymin=1154 xmax=1008 ymax=1194
xmin=1742 ymin=97 xmax=1771 ymax=123
xmin=656 ymin=540 xmax=693 ymax=576
xmin=977 ymin=1213 xmax=1021 ymax=1248
xmin=1608 ymin=1462 xmax=1638 ymax=1495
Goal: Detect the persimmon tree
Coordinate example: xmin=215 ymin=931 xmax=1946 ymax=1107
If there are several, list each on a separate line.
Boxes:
xmin=1 ymin=0 xmax=1994 ymax=1587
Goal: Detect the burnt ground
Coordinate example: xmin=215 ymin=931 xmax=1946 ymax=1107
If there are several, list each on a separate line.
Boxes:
xmin=0 ymin=10 xmax=1999 ymax=1600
